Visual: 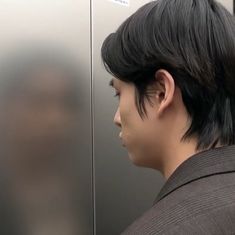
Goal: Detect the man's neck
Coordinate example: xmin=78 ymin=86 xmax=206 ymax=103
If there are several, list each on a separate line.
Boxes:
xmin=162 ymin=138 xmax=199 ymax=179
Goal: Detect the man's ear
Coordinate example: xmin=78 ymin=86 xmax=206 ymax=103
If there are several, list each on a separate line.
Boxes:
xmin=154 ymin=69 xmax=175 ymax=116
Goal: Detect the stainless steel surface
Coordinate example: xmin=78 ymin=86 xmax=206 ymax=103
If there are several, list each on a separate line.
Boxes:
xmin=92 ymin=1 xmax=164 ymax=235
xmin=0 ymin=0 xmax=233 ymax=234
xmin=0 ymin=1 xmax=93 ymax=235
xmin=92 ymin=0 xmax=233 ymax=234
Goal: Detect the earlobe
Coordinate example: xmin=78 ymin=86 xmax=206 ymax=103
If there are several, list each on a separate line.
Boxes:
xmin=155 ymin=69 xmax=175 ymax=116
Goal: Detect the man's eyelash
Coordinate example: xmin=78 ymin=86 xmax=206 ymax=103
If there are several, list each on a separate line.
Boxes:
xmin=114 ymin=92 xmax=120 ymax=97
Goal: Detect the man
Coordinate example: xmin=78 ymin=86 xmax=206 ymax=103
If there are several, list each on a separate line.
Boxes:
xmin=101 ymin=0 xmax=235 ymax=234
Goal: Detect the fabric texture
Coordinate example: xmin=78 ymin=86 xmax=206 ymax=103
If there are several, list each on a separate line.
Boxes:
xmin=121 ymin=145 xmax=235 ymax=235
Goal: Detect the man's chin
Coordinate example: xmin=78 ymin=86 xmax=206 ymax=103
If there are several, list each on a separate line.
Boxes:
xmin=128 ymin=152 xmax=145 ymax=167
xmin=127 ymin=152 xmax=157 ymax=169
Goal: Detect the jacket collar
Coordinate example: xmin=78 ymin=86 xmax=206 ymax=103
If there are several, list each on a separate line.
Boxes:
xmin=154 ymin=145 xmax=235 ymax=204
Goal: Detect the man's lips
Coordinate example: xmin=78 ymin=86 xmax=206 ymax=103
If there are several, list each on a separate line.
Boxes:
xmin=119 ymin=132 xmax=126 ymax=147
xmin=119 ymin=132 xmax=122 ymax=139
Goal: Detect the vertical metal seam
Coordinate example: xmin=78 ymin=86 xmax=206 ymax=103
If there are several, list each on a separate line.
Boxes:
xmin=90 ymin=0 xmax=96 ymax=234
xmin=234 ymin=0 xmax=235 ymax=14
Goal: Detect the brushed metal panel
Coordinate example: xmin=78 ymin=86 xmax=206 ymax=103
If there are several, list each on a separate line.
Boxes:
xmin=92 ymin=1 xmax=164 ymax=235
xmin=0 ymin=1 xmax=93 ymax=234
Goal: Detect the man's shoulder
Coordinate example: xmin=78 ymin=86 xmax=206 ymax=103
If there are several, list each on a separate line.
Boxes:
xmin=121 ymin=172 xmax=235 ymax=235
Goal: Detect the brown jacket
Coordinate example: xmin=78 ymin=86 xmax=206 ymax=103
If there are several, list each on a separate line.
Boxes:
xmin=121 ymin=145 xmax=235 ymax=235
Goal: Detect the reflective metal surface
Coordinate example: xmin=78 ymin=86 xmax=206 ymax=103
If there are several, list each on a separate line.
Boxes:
xmin=92 ymin=1 xmax=164 ymax=234
xmin=0 ymin=0 xmax=233 ymax=234
xmin=0 ymin=1 xmax=93 ymax=235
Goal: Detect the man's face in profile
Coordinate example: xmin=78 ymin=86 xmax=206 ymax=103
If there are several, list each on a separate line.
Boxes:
xmin=111 ymin=78 xmax=164 ymax=169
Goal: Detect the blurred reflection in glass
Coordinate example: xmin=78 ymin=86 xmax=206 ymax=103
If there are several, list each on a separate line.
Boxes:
xmin=0 ymin=46 xmax=84 ymax=235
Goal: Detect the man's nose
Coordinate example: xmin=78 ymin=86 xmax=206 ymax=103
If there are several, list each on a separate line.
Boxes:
xmin=114 ymin=108 xmax=121 ymax=127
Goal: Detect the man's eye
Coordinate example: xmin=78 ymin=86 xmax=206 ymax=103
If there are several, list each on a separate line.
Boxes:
xmin=114 ymin=92 xmax=120 ymax=98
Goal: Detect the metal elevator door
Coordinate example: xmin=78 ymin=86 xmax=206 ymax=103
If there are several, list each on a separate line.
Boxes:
xmin=0 ymin=0 xmax=233 ymax=235
xmin=92 ymin=0 xmax=234 ymax=235
xmin=0 ymin=1 xmax=93 ymax=234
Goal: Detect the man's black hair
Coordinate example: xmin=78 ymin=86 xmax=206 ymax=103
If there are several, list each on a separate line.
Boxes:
xmin=101 ymin=0 xmax=235 ymax=150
